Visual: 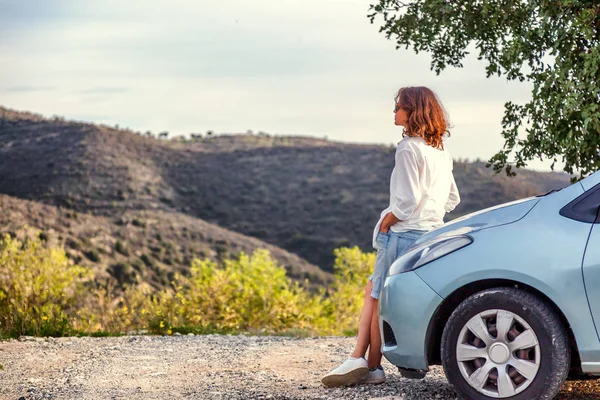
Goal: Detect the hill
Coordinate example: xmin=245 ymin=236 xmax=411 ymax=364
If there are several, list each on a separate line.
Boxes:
xmin=0 ymin=193 xmax=330 ymax=288
xmin=0 ymin=106 xmax=571 ymax=271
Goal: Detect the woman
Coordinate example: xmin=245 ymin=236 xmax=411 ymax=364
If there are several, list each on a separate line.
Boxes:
xmin=321 ymin=86 xmax=461 ymax=387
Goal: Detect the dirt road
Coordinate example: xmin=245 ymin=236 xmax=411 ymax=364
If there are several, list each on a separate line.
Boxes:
xmin=0 ymin=335 xmax=598 ymax=400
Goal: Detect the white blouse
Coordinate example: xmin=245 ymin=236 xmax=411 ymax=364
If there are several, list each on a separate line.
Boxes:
xmin=372 ymin=136 xmax=460 ymax=247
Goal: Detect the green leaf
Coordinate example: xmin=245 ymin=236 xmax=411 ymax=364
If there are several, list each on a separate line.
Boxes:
xmin=369 ymin=0 xmax=600 ymax=176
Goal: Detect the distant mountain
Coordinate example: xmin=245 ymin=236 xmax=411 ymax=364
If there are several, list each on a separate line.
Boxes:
xmin=0 ymin=106 xmax=571 ymax=272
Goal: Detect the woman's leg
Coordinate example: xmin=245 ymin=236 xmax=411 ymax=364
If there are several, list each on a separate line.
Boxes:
xmin=367 ymin=298 xmax=383 ymax=368
xmin=321 ymin=280 xmax=374 ymax=387
xmin=363 ymin=231 xmax=425 ymax=368
xmin=350 ymin=280 xmax=376 ymax=359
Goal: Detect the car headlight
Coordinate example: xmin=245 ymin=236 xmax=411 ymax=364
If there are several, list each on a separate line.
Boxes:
xmin=388 ymin=235 xmax=473 ymax=276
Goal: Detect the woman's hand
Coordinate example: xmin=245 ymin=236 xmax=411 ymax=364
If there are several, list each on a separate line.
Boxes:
xmin=380 ymin=212 xmax=401 ymax=233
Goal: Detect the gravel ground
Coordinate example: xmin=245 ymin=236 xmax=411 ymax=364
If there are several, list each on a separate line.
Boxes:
xmin=0 ymin=334 xmax=599 ymax=400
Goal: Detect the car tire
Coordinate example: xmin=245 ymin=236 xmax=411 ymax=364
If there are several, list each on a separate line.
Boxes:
xmin=441 ymin=287 xmax=570 ymax=400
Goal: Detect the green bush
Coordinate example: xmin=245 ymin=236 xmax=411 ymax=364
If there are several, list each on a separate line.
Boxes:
xmin=0 ymin=232 xmax=374 ymax=338
xmin=175 ymin=249 xmax=326 ymax=333
xmin=132 ymin=218 xmax=145 ymax=227
xmin=114 ymin=240 xmax=129 ymax=256
xmin=0 ymin=234 xmax=91 ymax=337
xmin=140 ymin=254 xmax=154 ymax=267
xmin=66 ymin=238 xmax=81 ymax=250
xmin=324 ymin=247 xmax=375 ymax=335
xmin=84 ymin=249 xmax=101 ymax=263
xmin=109 ymin=263 xmax=136 ymax=285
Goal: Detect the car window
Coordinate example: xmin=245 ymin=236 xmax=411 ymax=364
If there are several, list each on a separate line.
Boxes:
xmin=559 ymin=183 xmax=600 ymax=223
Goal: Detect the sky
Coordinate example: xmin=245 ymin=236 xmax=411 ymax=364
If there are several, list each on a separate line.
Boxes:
xmin=0 ymin=0 xmax=555 ymax=170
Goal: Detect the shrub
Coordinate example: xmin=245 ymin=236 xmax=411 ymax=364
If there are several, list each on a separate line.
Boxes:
xmin=0 ymin=234 xmax=91 ymax=337
xmin=114 ymin=240 xmax=129 ymax=256
xmin=109 ymin=263 xmax=136 ymax=285
xmin=324 ymin=247 xmax=376 ymax=336
xmin=132 ymin=218 xmax=145 ymax=227
xmin=140 ymin=254 xmax=154 ymax=267
xmin=77 ymin=282 xmax=153 ymax=334
xmin=38 ymin=231 xmax=49 ymax=242
xmin=84 ymin=249 xmax=101 ymax=263
xmin=171 ymin=249 xmax=326 ymax=334
xmin=0 ymin=233 xmax=373 ymax=338
xmin=66 ymin=238 xmax=81 ymax=250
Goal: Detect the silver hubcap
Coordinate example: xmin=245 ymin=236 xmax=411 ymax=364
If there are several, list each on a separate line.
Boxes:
xmin=456 ymin=309 xmax=541 ymax=398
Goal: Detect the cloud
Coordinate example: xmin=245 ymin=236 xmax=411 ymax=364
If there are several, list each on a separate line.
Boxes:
xmin=5 ymin=86 xmax=56 ymax=92
xmin=77 ymin=87 xmax=130 ymax=94
xmin=0 ymin=0 xmax=547 ymax=169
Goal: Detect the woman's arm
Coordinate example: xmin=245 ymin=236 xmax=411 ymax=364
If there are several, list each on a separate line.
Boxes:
xmin=380 ymin=212 xmax=400 ymax=233
xmin=445 ymin=175 xmax=460 ymax=212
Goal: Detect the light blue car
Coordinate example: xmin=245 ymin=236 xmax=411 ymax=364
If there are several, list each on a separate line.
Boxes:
xmin=379 ymin=170 xmax=600 ymax=399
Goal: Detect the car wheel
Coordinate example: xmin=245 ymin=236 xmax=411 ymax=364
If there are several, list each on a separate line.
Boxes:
xmin=441 ymin=287 xmax=570 ymax=400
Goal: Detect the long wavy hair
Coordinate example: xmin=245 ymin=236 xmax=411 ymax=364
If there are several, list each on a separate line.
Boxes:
xmin=395 ymin=86 xmax=451 ymax=150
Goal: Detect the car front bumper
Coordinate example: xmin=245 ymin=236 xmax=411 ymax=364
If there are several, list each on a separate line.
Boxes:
xmin=379 ymin=270 xmax=443 ymax=371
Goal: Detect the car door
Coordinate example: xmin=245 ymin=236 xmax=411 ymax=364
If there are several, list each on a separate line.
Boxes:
xmin=578 ymin=184 xmax=600 ymax=337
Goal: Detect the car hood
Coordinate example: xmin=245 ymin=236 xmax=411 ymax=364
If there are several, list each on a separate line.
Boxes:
xmin=409 ymin=197 xmax=540 ymax=248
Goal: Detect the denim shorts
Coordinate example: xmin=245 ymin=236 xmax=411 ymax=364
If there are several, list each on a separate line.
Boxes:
xmin=368 ymin=229 xmax=426 ymax=300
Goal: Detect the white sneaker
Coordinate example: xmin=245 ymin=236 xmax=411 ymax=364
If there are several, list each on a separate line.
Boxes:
xmin=321 ymin=357 xmax=369 ymax=388
xmin=359 ymin=366 xmax=386 ymax=385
